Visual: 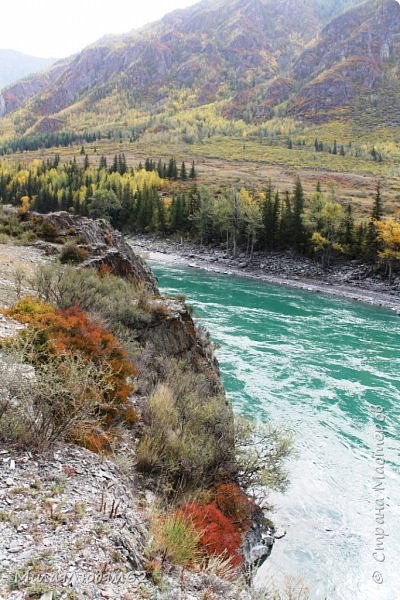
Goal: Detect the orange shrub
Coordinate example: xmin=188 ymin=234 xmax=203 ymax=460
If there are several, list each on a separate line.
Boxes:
xmin=98 ymin=263 xmax=113 ymax=278
xmin=213 ymin=483 xmax=255 ymax=533
xmin=123 ymin=405 xmax=140 ymax=425
xmin=6 ymin=297 xmax=137 ymax=409
xmin=74 ymin=426 xmax=113 ymax=454
xmin=180 ymin=502 xmax=243 ymax=567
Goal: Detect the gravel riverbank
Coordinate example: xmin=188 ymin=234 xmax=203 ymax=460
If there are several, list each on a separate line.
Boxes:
xmin=129 ymin=236 xmax=400 ymax=314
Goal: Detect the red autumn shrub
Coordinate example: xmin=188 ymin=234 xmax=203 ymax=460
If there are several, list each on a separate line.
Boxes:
xmin=6 ymin=297 xmax=137 ymax=408
xmin=98 ymin=263 xmax=113 ymax=277
xmin=74 ymin=426 xmax=113 ymax=454
xmin=213 ymin=483 xmax=255 ymax=533
xmin=180 ymin=502 xmax=243 ymax=567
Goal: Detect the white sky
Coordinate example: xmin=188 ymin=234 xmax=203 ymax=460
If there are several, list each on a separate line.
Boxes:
xmin=1 ymin=0 xmax=199 ymax=58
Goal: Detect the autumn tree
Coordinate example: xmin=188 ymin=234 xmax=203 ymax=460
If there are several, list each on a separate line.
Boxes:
xmin=374 ymin=218 xmax=400 ymax=281
xmin=308 ymin=192 xmax=345 ymax=270
xmin=190 ymin=186 xmax=213 ymax=245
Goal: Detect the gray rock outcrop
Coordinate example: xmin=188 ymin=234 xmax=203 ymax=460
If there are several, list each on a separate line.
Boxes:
xmin=26 ymin=211 xmax=158 ymax=293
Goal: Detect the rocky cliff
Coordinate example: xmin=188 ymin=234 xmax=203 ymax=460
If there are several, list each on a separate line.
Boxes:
xmin=26 ymin=211 xmax=158 ymax=293
xmin=288 ymin=0 xmax=400 ymax=122
xmin=0 ymin=211 xmax=282 ymax=599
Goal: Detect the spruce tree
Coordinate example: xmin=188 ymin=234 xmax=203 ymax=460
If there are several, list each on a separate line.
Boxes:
xmin=340 ymin=203 xmax=355 ymax=255
xmin=279 ymin=191 xmax=292 ymax=249
xmin=157 ymin=196 xmax=167 ymax=234
xmin=365 ymin=182 xmax=384 ymax=261
xmin=372 ymin=181 xmax=383 ymax=221
xmin=180 ymin=161 xmax=187 ymax=180
xmin=157 ymin=160 xmax=164 ymax=178
xmin=262 ymin=182 xmax=274 ymax=250
xmin=292 ymin=177 xmax=307 ymax=253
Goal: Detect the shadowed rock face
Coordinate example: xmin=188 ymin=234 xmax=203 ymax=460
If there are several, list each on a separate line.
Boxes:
xmin=288 ymin=0 xmax=400 ymax=121
xmin=26 ymin=211 xmax=159 ymax=293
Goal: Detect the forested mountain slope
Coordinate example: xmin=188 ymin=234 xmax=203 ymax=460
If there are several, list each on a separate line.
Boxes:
xmin=3 ymin=0 xmax=397 ymax=140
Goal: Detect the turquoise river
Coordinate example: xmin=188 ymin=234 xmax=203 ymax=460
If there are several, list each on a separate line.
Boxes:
xmin=151 ymin=258 xmax=400 ymax=600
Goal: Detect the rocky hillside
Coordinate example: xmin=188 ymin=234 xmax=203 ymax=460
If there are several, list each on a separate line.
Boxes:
xmin=288 ymin=0 xmax=400 ymax=123
xmin=0 ymin=209 xmax=288 ymax=599
xmin=2 ymin=0 xmax=397 ymax=136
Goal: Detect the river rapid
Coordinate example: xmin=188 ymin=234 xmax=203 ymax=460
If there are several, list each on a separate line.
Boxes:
xmin=151 ymin=258 xmax=400 ymax=600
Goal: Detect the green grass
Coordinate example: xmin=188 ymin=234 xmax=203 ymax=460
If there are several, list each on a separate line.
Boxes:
xmin=187 ymin=136 xmax=391 ymax=176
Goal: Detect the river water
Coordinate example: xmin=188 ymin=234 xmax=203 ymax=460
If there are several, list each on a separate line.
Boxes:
xmin=151 ymin=258 xmax=400 ymax=600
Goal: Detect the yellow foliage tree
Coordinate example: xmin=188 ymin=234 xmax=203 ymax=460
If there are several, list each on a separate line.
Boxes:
xmin=374 ymin=218 xmax=400 ymax=281
xmin=18 ymin=196 xmax=31 ymax=215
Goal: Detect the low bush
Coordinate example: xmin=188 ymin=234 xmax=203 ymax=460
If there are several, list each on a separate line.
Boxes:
xmin=32 ymin=265 xmax=151 ymax=354
xmin=0 ymin=211 xmax=37 ymax=242
xmin=74 ymin=426 xmax=113 ymax=454
xmin=136 ymin=365 xmax=235 ymax=488
xmin=39 ymin=221 xmax=60 ymax=241
xmin=180 ymin=502 xmax=243 ymax=568
xmin=0 ymin=346 xmax=107 ymax=451
xmin=151 ymin=511 xmax=202 ymax=568
xmin=6 ymin=297 xmax=137 ymax=410
xmin=212 ymin=483 xmax=255 ymax=533
xmin=234 ymin=416 xmax=293 ymax=495
xmin=60 ymin=243 xmax=89 ymax=264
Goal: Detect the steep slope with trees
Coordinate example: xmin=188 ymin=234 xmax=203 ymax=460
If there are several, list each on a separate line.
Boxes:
xmin=287 ymin=0 xmax=400 ymax=123
xmin=0 ymin=0 xmax=387 ymax=137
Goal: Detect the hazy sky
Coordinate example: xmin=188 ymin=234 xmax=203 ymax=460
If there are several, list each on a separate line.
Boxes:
xmin=1 ymin=0 xmax=199 ymax=58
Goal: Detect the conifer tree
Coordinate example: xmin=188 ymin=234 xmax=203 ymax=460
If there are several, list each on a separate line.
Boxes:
xmin=157 ymin=160 xmax=164 ymax=178
xmin=189 ymin=160 xmax=197 ymax=179
xmin=180 ymin=161 xmax=187 ymax=180
xmin=292 ymin=177 xmax=307 ymax=253
xmin=340 ymin=203 xmax=355 ymax=254
xmin=157 ymin=196 xmax=167 ymax=234
xmin=365 ymin=182 xmax=384 ymax=261
xmin=167 ymin=158 xmax=178 ymax=180
xmin=262 ymin=182 xmax=274 ymax=250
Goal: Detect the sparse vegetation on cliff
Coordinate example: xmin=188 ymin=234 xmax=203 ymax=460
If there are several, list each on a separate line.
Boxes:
xmin=0 ymin=211 xmax=296 ymax=598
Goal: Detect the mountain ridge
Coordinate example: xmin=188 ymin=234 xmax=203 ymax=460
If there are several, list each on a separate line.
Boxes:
xmin=0 ymin=49 xmax=56 ymax=90
xmin=0 ymin=0 xmax=398 ymax=140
